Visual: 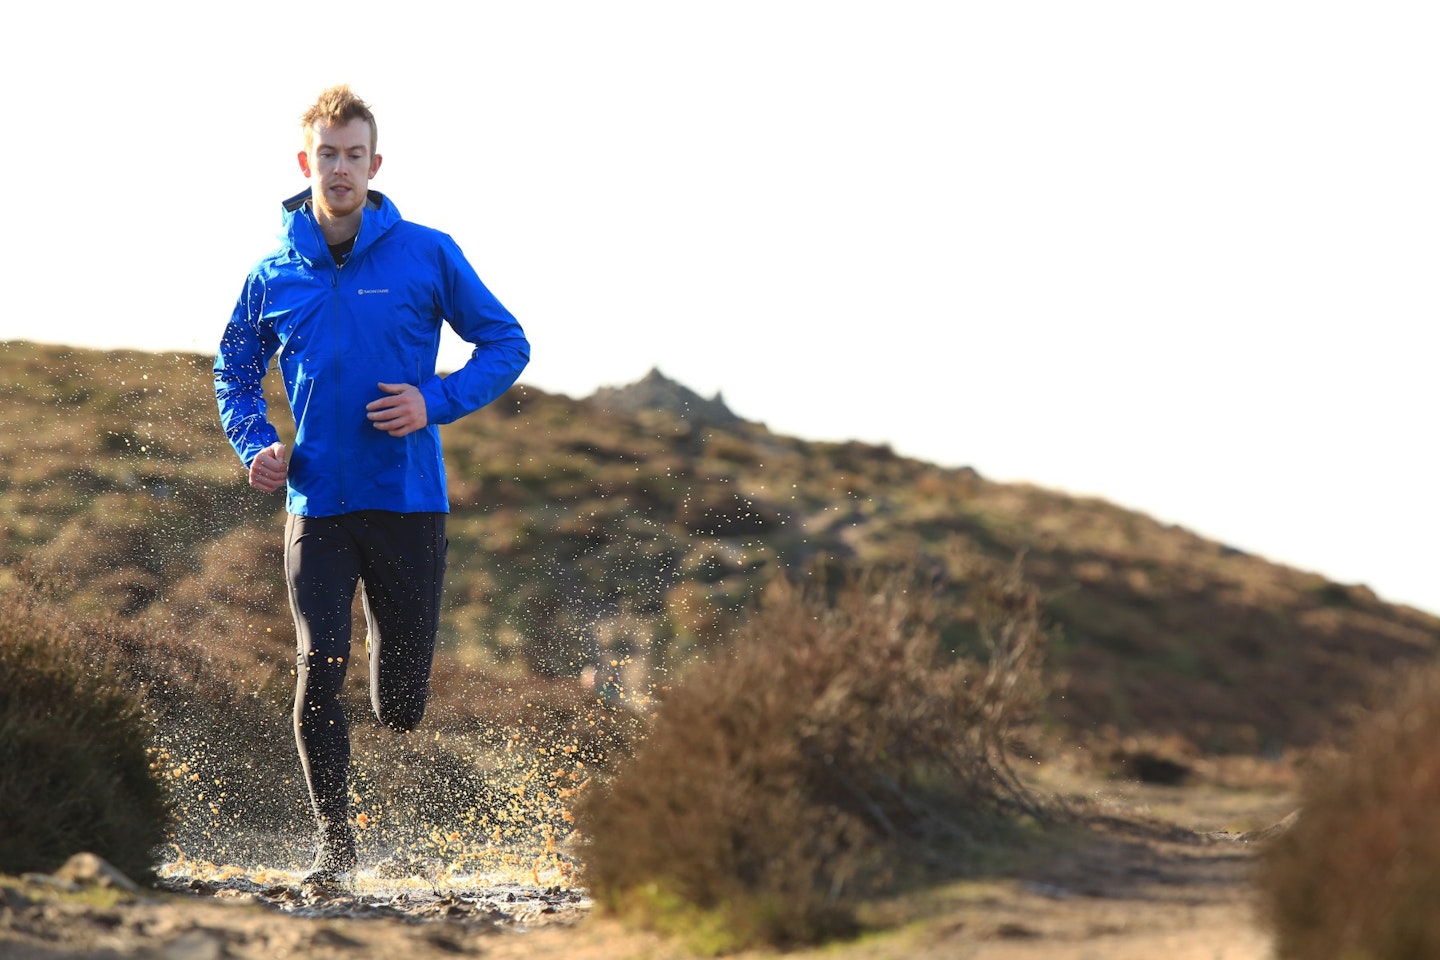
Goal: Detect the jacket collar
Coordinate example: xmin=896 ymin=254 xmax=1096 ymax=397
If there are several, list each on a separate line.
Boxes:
xmin=279 ymin=189 xmax=400 ymax=266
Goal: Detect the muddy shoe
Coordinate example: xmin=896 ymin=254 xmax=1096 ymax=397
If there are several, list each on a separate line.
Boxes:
xmin=302 ymin=824 xmax=357 ymax=884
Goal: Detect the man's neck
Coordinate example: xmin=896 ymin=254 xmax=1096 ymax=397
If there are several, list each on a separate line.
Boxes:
xmin=313 ymin=203 xmax=363 ymax=246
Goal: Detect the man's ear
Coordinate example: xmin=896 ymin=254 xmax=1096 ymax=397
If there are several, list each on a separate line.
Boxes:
xmin=369 ymin=153 xmax=383 ymax=178
xmin=298 ymin=150 xmax=313 ymax=178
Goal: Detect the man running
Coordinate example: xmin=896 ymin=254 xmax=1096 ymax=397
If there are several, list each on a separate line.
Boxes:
xmin=214 ymin=85 xmax=529 ymax=883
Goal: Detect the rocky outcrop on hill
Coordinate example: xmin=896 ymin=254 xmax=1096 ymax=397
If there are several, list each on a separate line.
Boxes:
xmin=588 ymin=367 xmax=743 ymax=427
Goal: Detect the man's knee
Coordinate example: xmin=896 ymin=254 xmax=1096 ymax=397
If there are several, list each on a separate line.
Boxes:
xmin=378 ymin=697 xmax=427 ymax=733
xmin=374 ymin=682 xmax=423 ymax=736
xmin=295 ymin=654 xmax=347 ymax=701
xmin=371 ymin=640 xmax=434 ymax=734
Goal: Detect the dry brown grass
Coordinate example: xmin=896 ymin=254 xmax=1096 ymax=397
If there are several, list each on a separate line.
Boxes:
xmin=574 ymin=560 xmax=1053 ymax=952
xmin=1258 ymin=661 xmax=1440 ymax=959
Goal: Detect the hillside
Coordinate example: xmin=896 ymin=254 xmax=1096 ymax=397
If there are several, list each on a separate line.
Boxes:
xmin=2 ymin=339 xmax=1435 ymax=759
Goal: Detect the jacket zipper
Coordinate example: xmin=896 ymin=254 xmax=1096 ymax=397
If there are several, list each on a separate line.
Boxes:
xmin=325 ymin=230 xmax=346 ymax=511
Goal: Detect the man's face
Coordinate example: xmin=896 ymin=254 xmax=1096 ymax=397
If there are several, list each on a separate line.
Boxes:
xmin=298 ymin=118 xmax=382 ymax=221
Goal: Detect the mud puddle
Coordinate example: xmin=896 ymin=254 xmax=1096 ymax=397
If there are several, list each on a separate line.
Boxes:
xmin=153 ymin=853 xmax=591 ymax=930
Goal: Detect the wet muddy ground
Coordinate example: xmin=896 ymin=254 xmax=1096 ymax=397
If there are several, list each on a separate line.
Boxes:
xmin=1 ymin=861 xmax=597 ymax=960
xmin=0 ymin=774 xmax=1293 ymax=960
xmin=155 ymin=871 xmax=588 ymax=928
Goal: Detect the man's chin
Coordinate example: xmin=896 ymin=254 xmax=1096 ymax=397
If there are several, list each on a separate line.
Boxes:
xmin=317 ymin=196 xmax=363 ymax=220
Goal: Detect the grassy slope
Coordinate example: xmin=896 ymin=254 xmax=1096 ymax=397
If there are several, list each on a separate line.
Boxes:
xmin=1 ymin=339 xmax=1435 ymax=757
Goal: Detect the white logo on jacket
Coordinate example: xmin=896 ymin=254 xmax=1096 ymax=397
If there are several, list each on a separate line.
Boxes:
xmin=357 ymin=288 xmax=390 ymax=295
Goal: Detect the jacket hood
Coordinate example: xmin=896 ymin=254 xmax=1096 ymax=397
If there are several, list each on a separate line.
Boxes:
xmin=278 ymin=188 xmax=401 ymax=267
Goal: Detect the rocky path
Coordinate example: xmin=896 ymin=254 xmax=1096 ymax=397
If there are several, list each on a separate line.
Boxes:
xmin=0 ymin=775 xmax=1292 ymax=960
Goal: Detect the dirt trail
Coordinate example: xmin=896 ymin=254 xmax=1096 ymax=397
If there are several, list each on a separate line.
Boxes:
xmin=0 ymin=774 xmax=1292 ymax=960
xmin=873 ymin=812 xmax=1277 ymax=960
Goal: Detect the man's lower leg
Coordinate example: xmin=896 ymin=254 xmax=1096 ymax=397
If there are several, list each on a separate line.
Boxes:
xmin=303 ymin=816 xmax=357 ymax=884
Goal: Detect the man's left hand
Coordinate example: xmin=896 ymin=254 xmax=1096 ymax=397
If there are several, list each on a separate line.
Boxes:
xmin=367 ymin=382 xmax=429 ymax=437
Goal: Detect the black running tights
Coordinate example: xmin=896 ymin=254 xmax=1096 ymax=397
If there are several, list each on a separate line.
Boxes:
xmin=283 ymin=510 xmax=447 ymax=828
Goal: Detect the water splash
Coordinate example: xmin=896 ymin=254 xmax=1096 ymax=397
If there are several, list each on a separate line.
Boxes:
xmin=149 ymin=650 xmax=657 ymax=925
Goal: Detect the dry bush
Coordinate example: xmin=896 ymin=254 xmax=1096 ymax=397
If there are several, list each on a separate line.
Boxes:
xmin=2 ymin=565 xmax=304 ymax=865
xmin=0 ymin=579 xmax=171 ymax=879
xmin=575 ymin=560 xmax=1052 ymax=951
xmin=1259 ymin=661 xmax=1440 ymax=959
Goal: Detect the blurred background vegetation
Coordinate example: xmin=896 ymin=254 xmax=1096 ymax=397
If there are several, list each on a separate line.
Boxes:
xmin=2 ymin=340 xmax=1434 ymax=761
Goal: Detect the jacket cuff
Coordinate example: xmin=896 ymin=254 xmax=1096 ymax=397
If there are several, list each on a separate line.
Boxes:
xmin=419 ymin=376 xmax=452 ymax=425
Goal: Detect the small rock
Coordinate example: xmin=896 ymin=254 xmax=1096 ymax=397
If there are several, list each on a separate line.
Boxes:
xmin=53 ymin=853 xmax=140 ymax=893
xmin=19 ymin=873 xmax=81 ymax=894
xmin=0 ymin=885 xmax=34 ymax=910
xmin=1237 ymin=809 xmax=1302 ymax=843
xmin=996 ymin=921 xmax=1040 ymax=939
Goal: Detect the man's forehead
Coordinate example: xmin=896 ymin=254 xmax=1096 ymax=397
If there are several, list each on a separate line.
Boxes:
xmin=309 ymin=118 xmax=373 ymax=151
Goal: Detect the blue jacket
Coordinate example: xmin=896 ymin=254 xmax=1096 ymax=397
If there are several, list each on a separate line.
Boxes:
xmin=215 ymin=189 xmax=530 ymax=517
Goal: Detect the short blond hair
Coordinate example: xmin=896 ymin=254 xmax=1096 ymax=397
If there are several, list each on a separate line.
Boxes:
xmin=301 ymin=85 xmax=378 ymax=155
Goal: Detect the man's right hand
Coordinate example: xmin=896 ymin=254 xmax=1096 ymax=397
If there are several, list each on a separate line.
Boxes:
xmin=248 ymin=442 xmax=288 ymax=493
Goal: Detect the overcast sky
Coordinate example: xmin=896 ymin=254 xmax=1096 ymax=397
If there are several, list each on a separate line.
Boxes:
xmin=3 ymin=2 xmax=1436 ymax=614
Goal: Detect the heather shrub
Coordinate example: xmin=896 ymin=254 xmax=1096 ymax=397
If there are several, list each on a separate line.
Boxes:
xmin=0 ymin=580 xmax=171 ymax=879
xmin=575 ymin=561 xmax=1051 ymax=951
xmin=1259 ymin=661 xmax=1440 ymax=959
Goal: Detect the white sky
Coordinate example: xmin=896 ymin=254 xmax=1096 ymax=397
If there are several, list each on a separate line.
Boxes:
xmin=2 ymin=2 xmax=1436 ymax=615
